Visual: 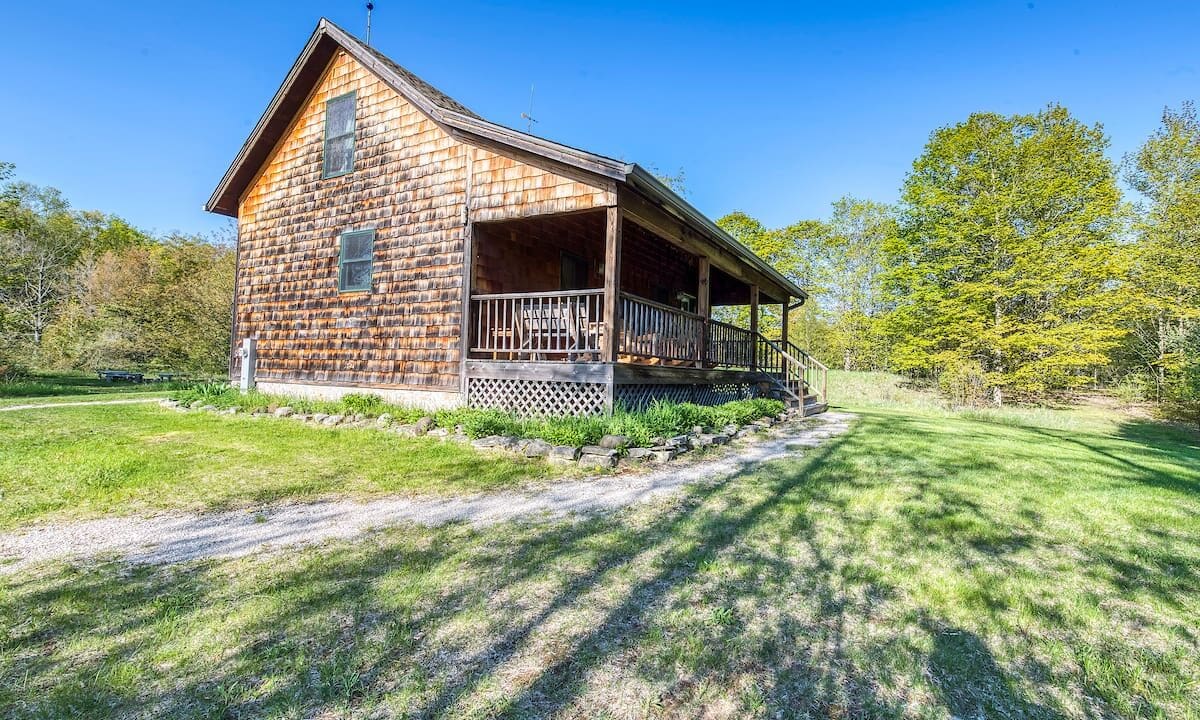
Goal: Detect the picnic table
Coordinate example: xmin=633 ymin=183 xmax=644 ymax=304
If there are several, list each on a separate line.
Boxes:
xmin=97 ymin=370 xmax=144 ymax=383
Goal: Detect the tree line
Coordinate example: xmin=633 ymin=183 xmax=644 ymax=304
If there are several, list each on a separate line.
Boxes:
xmin=0 ymin=162 xmax=235 ymax=378
xmin=3 ymin=101 xmax=1196 ymax=423
xmin=716 ymin=102 xmax=1199 ymax=422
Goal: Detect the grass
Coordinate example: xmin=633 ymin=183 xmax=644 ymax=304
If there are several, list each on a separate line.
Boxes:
xmin=1 ymin=373 xmax=1198 ymax=717
xmin=0 ymin=404 xmax=552 ymax=529
xmin=0 ymin=371 xmax=191 ymax=408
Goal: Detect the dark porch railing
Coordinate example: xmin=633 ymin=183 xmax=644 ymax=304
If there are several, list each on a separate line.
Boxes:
xmin=619 ymin=292 xmax=703 ymax=363
xmin=469 ymin=288 xmax=827 ymax=407
xmin=470 ymin=289 xmax=605 ymax=360
xmin=470 ymin=289 xmax=761 ymax=368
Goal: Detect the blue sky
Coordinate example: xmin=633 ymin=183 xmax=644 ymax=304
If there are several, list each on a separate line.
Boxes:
xmin=1 ymin=1 xmax=1196 ymax=236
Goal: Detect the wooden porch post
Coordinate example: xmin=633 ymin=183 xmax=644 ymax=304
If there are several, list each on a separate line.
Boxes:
xmin=781 ymin=298 xmax=790 ymax=347
xmin=749 ymin=284 xmax=759 ymax=370
xmin=602 ymin=206 xmax=622 ymax=363
xmin=602 ymin=206 xmax=623 ymax=414
xmin=696 ymin=256 xmax=710 ymax=368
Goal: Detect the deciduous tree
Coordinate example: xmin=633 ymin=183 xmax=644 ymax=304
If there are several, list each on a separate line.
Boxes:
xmin=885 ymin=105 xmax=1125 ymax=404
xmin=1121 ymin=101 xmax=1200 ymax=403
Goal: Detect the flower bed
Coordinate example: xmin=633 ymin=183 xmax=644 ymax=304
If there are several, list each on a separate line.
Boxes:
xmin=166 ymin=385 xmax=792 ymax=469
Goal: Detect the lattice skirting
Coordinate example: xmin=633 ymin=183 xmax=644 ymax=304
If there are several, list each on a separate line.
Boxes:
xmin=467 ymin=377 xmax=608 ymax=417
xmin=614 ymin=382 xmax=758 ymax=411
xmin=467 ymin=377 xmax=765 ymax=416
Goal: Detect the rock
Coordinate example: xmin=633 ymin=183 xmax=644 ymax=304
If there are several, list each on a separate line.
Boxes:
xmin=159 ymin=399 xmax=179 ymax=408
xmin=197 ymin=404 xmax=217 ymax=412
xmin=649 ymin=436 xmax=668 ymax=447
xmin=548 ymin=446 xmax=581 ymax=463
xmin=522 ymin=439 xmax=553 ymax=458
xmin=312 ymin=413 xmax=329 ymax=423
xmin=691 ymin=425 xmax=705 ymax=435
xmin=667 ymin=435 xmax=692 ymax=449
xmin=222 ymin=406 xmax=241 ymax=415
xmin=322 ymin=414 xmax=344 ymax=426
xmin=626 ymin=447 xmax=655 ymax=461
xmin=580 ymin=446 xmax=618 ymax=459
xmin=392 ymin=424 xmax=420 ymax=437
xmin=649 ymin=448 xmax=676 ymax=463
xmin=735 ymin=427 xmax=758 ymax=439
xmin=292 ymin=414 xmax=310 ymax=422
xmin=415 ymin=416 xmax=436 ymax=433
xmin=696 ymin=433 xmax=729 ymax=447
xmin=274 ymin=406 xmax=294 ymax=418
xmin=472 ymin=435 xmax=518 ymax=450
xmin=752 ymin=417 xmax=773 ymax=428
xmin=448 ymin=432 xmax=470 ymax=444
xmin=578 ymin=453 xmax=617 ymax=469
xmin=722 ymin=424 xmax=739 ymax=436
xmin=598 ymin=434 xmax=629 ymax=449
xmin=427 ymin=427 xmax=450 ymax=438
xmin=376 ymin=413 xmax=393 ymax=426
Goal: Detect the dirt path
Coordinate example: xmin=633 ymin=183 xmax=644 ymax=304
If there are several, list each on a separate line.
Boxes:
xmin=0 ymin=412 xmax=854 ymax=573
xmin=0 ymin=397 xmax=163 ymax=412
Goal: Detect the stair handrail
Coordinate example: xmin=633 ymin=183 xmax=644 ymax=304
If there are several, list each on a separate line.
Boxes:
xmin=777 ymin=338 xmax=828 ymax=405
xmin=749 ymin=333 xmax=824 ymax=415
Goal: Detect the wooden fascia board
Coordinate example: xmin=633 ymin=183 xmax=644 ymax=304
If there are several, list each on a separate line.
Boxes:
xmin=441 ymin=112 xmax=628 ymax=181
xmin=445 ymin=128 xmax=619 ymax=201
xmin=617 ymin=186 xmax=788 ymax=303
xmin=625 ymin=166 xmax=807 ymax=301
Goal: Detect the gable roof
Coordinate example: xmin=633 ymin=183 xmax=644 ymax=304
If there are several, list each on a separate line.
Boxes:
xmin=206 ymin=18 xmax=806 ymax=301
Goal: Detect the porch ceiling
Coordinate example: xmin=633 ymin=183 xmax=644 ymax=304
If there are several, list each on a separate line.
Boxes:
xmin=472 ymin=209 xmax=784 ymax=306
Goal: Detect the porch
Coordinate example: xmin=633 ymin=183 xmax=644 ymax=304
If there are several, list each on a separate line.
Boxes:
xmin=461 ymin=206 xmax=827 ymax=416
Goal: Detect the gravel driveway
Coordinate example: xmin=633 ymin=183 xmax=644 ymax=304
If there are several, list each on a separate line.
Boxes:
xmin=0 ymin=412 xmax=854 ymax=573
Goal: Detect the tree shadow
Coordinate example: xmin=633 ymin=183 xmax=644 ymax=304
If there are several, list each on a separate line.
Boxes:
xmin=921 ymin=615 xmax=1061 ymax=719
xmin=3 ymin=411 xmax=1197 ymax=718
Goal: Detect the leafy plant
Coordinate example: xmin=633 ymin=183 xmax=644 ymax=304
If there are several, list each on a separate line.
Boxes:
xmin=340 ymin=393 xmax=385 ymax=416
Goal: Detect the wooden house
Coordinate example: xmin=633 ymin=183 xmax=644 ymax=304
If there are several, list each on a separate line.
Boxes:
xmin=207 ymin=18 xmax=828 ymax=416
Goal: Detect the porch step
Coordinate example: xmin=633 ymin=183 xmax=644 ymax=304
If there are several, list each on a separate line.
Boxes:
xmin=801 ymin=401 xmax=828 ymax=416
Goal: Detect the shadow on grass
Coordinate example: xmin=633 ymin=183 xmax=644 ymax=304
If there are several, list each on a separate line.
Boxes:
xmin=3 ymin=411 xmax=1197 ymax=718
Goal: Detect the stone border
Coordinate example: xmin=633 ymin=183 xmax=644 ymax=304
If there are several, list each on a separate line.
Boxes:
xmin=159 ymin=398 xmax=812 ymax=472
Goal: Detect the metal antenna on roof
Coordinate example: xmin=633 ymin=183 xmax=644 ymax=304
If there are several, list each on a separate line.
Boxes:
xmin=365 ymin=2 xmax=375 ymax=46
xmin=520 ymin=84 xmax=538 ymax=134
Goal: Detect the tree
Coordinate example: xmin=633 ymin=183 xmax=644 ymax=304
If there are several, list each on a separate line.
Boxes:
xmin=649 ymin=165 xmax=690 ymax=197
xmin=0 ymin=180 xmax=87 ymax=362
xmin=716 ymin=211 xmax=826 ymax=342
xmin=43 ymin=237 xmax=236 ymax=372
xmin=813 ymin=198 xmax=896 ymax=371
xmin=885 ymin=105 xmax=1125 ymax=404
xmin=1161 ymin=324 xmax=1200 ymax=427
xmin=1121 ymin=101 xmax=1200 ymax=402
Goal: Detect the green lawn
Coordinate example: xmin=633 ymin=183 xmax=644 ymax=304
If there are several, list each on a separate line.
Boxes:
xmin=0 ymin=404 xmax=553 ymax=529
xmin=1 ymin=375 xmax=1198 ymax=718
xmin=0 ymin=372 xmax=180 ymax=408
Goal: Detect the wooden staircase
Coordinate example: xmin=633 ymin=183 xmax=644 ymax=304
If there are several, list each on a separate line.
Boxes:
xmin=753 ymin=335 xmax=829 ymax=416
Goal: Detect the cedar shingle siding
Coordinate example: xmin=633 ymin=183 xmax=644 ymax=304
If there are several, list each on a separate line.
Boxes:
xmin=233 ymin=50 xmax=611 ymax=390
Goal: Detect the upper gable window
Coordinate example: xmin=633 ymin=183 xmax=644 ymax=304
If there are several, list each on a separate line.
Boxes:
xmin=322 ymin=92 xmax=356 ymax=178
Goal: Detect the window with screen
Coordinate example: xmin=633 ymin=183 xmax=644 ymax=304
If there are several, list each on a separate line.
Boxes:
xmin=338 ymin=229 xmax=374 ymax=292
xmin=322 ymin=92 xmax=356 ymax=178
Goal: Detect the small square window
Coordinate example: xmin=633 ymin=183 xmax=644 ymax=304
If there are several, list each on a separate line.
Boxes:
xmin=322 ymin=92 xmax=356 ymax=178
xmin=338 ymin=229 xmax=374 ymax=292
